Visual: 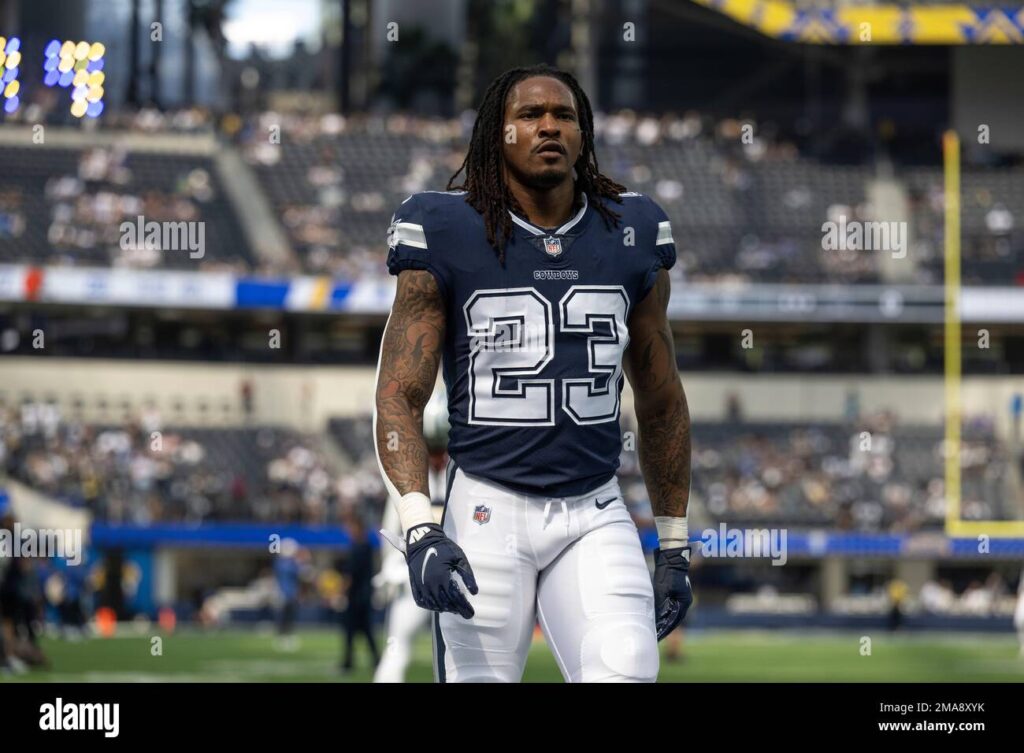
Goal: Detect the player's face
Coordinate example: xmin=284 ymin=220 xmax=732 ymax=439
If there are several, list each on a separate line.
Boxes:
xmin=502 ymin=76 xmax=583 ymax=191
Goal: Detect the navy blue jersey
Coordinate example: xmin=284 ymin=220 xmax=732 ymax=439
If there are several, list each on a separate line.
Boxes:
xmin=386 ymin=190 xmax=676 ymax=497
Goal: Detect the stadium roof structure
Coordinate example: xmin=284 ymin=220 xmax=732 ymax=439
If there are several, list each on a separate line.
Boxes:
xmin=694 ymin=0 xmax=1024 ymax=44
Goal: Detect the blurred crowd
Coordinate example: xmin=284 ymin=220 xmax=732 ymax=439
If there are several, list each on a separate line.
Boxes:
xmin=44 ymin=147 xmax=215 ymax=267
xmin=1 ymin=397 xmax=1014 ymax=534
xmin=0 ymin=401 xmax=376 ymax=525
xmin=0 ymin=107 xmax=1018 ymax=285
xmin=917 ymin=574 xmax=1018 ymax=617
xmin=619 ymin=409 xmax=1015 ymax=533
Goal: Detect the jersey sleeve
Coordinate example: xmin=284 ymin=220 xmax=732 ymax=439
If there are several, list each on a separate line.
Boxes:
xmin=640 ymin=197 xmax=677 ymax=301
xmin=385 ymin=193 xmax=450 ymax=301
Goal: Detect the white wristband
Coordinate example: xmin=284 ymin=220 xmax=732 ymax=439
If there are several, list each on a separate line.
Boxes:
xmin=397 ymin=491 xmax=434 ymax=534
xmin=655 ymin=516 xmax=689 ymax=549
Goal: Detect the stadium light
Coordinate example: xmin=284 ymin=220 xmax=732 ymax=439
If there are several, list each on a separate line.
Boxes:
xmin=43 ymin=38 xmax=106 ymax=118
xmin=0 ymin=36 xmax=21 ymax=114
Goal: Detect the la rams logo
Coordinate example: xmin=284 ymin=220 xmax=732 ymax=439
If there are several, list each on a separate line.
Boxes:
xmin=473 ymin=505 xmax=491 ymax=525
xmin=543 ymin=236 xmax=562 ymax=257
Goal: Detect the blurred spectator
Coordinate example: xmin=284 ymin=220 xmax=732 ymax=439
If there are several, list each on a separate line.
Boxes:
xmin=0 ymin=498 xmax=49 ymax=670
xmin=887 ymin=578 xmax=908 ymax=631
xmin=336 ymin=514 xmax=380 ymax=674
xmin=240 ymin=379 xmax=254 ymax=422
xmin=273 ymin=538 xmax=309 ymax=651
xmin=919 ymin=579 xmax=955 ymax=614
xmin=725 ymin=392 xmax=743 ymax=423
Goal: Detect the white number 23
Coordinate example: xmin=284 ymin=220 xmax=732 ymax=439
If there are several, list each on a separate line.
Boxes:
xmin=463 ymin=285 xmax=630 ymax=426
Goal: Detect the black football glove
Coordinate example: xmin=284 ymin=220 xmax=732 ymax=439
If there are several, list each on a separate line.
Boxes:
xmin=404 ymin=523 xmax=479 ymax=619
xmin=653 ymin=545 xmax=693 ymax=641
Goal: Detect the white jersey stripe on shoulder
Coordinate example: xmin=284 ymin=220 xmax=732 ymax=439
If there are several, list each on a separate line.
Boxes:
xmin=393 ymin=222 xmax=428 ymax=249
xmin=618 ymin=191 xmax=642 ymax=198
xmin=656 ymin=220 xmax=674 ymax=246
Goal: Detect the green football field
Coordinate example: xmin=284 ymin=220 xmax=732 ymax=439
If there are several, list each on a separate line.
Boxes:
xmin=3 ymin=628 xmax=1024 ymax=682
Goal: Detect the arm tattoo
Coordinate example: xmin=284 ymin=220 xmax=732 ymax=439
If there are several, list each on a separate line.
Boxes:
xmin=637 ymin=385 xmax=691 ymax=518
xmin=628 ymin=269 xmax=691 ymax=517
xmin=375 ymin=270 xmax=445 ymax=496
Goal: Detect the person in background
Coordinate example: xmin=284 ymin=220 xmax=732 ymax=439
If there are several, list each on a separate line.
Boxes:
xmin=337 ymin=514 xmax=380 ymax=674
xmin=273 ymin=538 xmax=305 ymax=651
xmin=887 ymin=578 xmax=908 ymax=631
xmin=844 ymin=389 xmax=861 ymax=424
xmin=60 ymin=554 xmax=91 ymax=639
xmin=0 ymin=493 xmax=48 ymax=671
xmin=725 ymin=392 xmax=743 ymax=423
xmin=240 ymin=379 xmax=254 ymax=423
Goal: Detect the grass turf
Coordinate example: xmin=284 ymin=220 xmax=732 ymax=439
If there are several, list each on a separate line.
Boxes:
xmin=4 ymin=628 xmax=1023 ymax=683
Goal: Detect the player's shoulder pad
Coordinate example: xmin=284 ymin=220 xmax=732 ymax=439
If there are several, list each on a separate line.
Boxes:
xmin=388 ymin=190 xmax=470 ymax=251
xmin=615 ymin=191 xmax=674 ymax=248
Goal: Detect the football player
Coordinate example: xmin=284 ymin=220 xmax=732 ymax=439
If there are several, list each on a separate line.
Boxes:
xmin=374 ymin=64 xmax=693 ymax=682
xmin=373 ymin=389 xmax=449 ymax=683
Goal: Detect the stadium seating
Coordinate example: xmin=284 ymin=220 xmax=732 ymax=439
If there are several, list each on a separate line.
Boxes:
xmin=326 ymin=413 xmax=1017 ymax=533
xmin=240 ymin=113 xmax=1022 ymax=285
xmin=0 ymin=144 xmax=255 ymax=271
xmin=0 ymin=404 xmax=342 ymax=524
xmin=672 ymin=418 xmax=1015 ymax=531
xmin=1 ymin=112 xmax=1019 ymax=284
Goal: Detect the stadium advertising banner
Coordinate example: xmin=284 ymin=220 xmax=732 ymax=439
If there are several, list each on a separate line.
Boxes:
xmin=0 ymin=263 xmax=30 ymax=301
xmin=1 ymin=264 xmax=1023 ymax=322
xmin=694 ymin=0 xmax=1024 ymax=44
xmin=0 ymin=265 xmax=235 ymax=309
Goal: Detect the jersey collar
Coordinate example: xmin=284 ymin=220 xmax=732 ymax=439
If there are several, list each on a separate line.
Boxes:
xmin=508 ymin=192 xmax=589 ymax=237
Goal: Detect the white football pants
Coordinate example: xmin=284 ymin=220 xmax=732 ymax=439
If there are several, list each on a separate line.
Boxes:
xmin=374 ymin=584 xmax=431 ymax=683
xmin=432 ymin=466 xmax=658 ymax=683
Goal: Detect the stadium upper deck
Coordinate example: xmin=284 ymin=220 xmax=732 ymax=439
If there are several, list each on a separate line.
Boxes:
xmin=0 ymin=110 xmax=1020 ymax=287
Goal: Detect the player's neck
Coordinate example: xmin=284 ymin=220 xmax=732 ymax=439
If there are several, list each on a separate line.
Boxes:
xmin=506 ymin=176 xmax=579 ymax=231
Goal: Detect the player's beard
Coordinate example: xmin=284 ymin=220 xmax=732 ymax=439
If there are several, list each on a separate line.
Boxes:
xmin=506 ymin=158 xmax=574 ymax=192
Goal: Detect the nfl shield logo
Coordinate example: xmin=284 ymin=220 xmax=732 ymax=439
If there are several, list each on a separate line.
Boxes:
xmin=543 ymin=236 xmax=562 ymax=257
xmin=473 ymin=505 xmax=491 ymax=525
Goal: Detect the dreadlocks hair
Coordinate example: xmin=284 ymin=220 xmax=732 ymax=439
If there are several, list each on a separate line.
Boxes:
xmin=446 ymin=64 xmax=627 ymax=264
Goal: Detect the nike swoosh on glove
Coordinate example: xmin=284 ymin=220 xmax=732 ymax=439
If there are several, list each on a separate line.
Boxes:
xmin=653 ymin=546 xmax=693 ymax=641
xmin=404 ymin=523 xmax=479 ymax=619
